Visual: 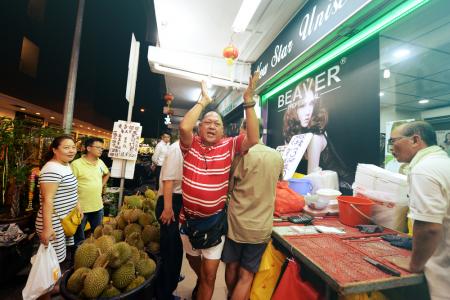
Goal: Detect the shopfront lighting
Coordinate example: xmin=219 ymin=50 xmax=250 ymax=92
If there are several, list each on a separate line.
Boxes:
xmin=232 ymin=0 xmax=261 ymax=33
xmin=383 ymin=69 xmax=391 ymax=79
xmin=261 ymin=0 xmax=429 ymax=103
xmin=140 ymin=108 xmax=145 ymax=112
xmin=393 ymin=48 xmax=410 ymax=58
xmin=418 ymin=99 xmax=429 ymax=104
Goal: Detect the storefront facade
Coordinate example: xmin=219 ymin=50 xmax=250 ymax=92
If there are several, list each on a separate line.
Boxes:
xmin=252 ymin=0 xmax=449 ymax=183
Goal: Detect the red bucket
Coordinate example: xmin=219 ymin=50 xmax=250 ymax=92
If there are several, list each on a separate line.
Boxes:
xmin=337 ymin=196 xmax=374 ymax=227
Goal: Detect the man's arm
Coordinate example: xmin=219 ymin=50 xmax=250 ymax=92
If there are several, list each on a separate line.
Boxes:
xmin=159 ymin=180 xmax=175 ymax=225
xmin=241 ymin=72 xmax=260 ymax=153
xmin=102 ymin=172 xmax=110 ymax=187
xmin=410 ymin=220 xmax=443 ymax=272
xmin=179 ymin=81 xmax=213 ymax=147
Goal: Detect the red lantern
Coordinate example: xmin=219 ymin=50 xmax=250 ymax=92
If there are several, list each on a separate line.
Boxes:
xmin=164 ymin=93 xmax=174 ymax=102
xmin=164 ymin=92 xmax=174 ymax=107
xmin=223 ymin=44 xmax=239 ymax=65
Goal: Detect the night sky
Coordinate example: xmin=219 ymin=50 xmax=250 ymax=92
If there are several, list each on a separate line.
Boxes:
xmin=0 ymin=0 xmax=166 ymax=137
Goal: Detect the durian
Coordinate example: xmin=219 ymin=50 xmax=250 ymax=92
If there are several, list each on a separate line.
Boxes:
xmin=108 ymin=241 xmax=132 ymax=268
xmin=125 ymin=275 xmax=146 ymax=292
xmin=74 ymin=243 xmax=99 ymax=270
xmin=135 ymin=258 xmax=156 ymax=279
xmin=95 ymin=235 xmax=115 ymax=255
xmin=67 ymin=267 xmax=90 ymax=294
xmin=83 ymin=267 xmax=110 ymax=298
xmin=112 ymin=261 xmax=136 ymax=289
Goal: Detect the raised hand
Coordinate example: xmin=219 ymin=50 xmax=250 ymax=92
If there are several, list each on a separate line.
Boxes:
xmin=200 ymin=80 xmax=213 ymax=106
xmin=244 ymin=71 xmax=260 ymax=102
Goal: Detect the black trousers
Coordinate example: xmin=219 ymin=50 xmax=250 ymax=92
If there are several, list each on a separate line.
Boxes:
xmin=155 ymin=194 xmax=183 ymax=300
xmin=155 ymin=166 xmax=162 ymax=190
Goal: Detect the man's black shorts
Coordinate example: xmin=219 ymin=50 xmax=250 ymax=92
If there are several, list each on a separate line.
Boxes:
xmin=221 ymin=237 xmax=268 ymax=273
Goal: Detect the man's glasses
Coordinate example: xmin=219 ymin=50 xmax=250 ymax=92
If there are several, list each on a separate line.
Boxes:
xmin=90 ymin=145 xmax=104 ymax=150
xmin=388 ymin=136 xmax=408 ymax=145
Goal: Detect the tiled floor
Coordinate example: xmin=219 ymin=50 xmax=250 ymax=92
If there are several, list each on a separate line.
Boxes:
xmin=174 ymin=255 xmax=228 ymax=300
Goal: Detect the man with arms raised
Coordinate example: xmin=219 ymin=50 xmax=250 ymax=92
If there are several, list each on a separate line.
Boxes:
xmin=179 ymin=73 xmax=260 ymax=300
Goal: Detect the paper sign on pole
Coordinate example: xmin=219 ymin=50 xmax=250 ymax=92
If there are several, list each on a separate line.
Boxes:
xmin=280 ymin=133 xmax=313 ymax=180
xmin=108 ymin=120 xmax=142 ymax=161
xmin=111 ymin=158 xmax=136 ymax=179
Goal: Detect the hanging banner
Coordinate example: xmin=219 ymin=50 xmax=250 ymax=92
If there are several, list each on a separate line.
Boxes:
xmin=266 ymin=39 xmax=380 ymax=191
xmin=253 ymin=0 xmax=372 ymax=87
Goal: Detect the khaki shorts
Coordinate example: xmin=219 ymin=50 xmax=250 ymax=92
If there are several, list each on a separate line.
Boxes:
xmin=180 ymin=233 xmax=225 ymax=260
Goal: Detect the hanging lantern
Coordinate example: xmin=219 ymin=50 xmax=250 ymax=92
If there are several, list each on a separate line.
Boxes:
xmin=223 ymin=44 xmax=239 ymax=65
xmin=164 ymin=93 xmax=174 ymax=107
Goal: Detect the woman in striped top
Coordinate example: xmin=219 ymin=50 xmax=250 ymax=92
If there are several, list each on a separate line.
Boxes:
xmin=35 ymin=135 xmax=81 ymax=265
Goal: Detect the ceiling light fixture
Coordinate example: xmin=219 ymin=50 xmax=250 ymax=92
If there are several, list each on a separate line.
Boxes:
xmin=383 ymin=69 xmax=391 ymax=79
xmin=418 ymin=99 xmax=429 ymax=104
xmin=232 ymin=0 xmax=261 ymax=33
xmin=20 ymin=107 xmax=26 ymax=111
xmin=35 ymin=112 xmax=40 ymax=115
xmin=140 ymin=108 xmax=145 ymax=112
xmin=379 ymin=92 xmax=384 ymax=97
xmin=394 ymin=48 xmax=410 ymax=58
xmin=261 ymin=0 xmax=428 ymax=103
xmin=50 ymin=116 xmax=55 ymax=119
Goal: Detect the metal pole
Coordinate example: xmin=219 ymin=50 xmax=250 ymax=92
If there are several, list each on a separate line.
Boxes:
xmin=63 ymin=0 xmax=85 ymax=134
xmin=118 ymin=102 xmax=134 ymax=207
xmin=117 ymin=38 xmax=139 ymax=207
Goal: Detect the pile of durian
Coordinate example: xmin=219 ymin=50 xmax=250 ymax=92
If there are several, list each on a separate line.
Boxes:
xmin=66 ymin=189 xmax=160 ymax=298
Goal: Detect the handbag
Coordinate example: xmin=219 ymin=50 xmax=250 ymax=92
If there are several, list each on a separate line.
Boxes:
xmin=56 ymin=207 xmax=82 ymax=237
xmin=181 ymin=209 xmax=227 ymax=249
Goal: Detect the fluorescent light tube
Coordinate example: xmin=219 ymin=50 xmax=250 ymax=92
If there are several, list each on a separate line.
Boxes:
xmin=232 ymin=0 xmax=261 ymax=33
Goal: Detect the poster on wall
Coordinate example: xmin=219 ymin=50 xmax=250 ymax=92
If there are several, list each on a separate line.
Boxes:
xmin=265 ymin=39 xmax=380 ymax=192
xmin=437 ymin=130 xmax=450 ymax=156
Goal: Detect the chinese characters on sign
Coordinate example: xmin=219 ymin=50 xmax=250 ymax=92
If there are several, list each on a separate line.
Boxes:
xmin=109 ymin=121 xmax=142 ymax=160
xmin=280 ymin=133 xmax=313 ymax=180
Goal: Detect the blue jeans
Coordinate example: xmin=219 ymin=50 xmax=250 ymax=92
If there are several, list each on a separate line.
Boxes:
xmin=74 ymin=208 xmax=104 ymax=246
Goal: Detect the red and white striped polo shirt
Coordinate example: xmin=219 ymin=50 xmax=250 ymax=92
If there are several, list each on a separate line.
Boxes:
xmin=180 ymin=134 xmax=244 ymax=219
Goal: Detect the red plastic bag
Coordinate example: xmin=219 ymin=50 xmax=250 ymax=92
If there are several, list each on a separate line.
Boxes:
xmin=272 ymin=260 xmax=320 ymax=300
xmin=274 ymin=181 xmax=305 ymax=215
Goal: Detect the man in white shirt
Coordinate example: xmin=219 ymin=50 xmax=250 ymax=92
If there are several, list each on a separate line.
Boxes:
xmin=390 ymin=121 xmax=450 ymax=300
xmin=155 ymin=141 xmax=186 ymax=299
xmin=152 ymin=132 xmax=171 ymax=190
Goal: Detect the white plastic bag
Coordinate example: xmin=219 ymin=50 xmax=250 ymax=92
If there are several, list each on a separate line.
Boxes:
xmin=22 ymin=243 xmax=61 ymax=300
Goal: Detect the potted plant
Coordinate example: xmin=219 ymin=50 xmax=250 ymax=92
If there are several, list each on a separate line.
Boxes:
xmin=0 ymin=116 xmax=60 ymax=223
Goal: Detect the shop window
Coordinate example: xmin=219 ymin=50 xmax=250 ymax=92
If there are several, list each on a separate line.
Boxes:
xmin=19 ymin=37 xmax=40 ymax=78
xmin=380 ymin=0 xmax=450 ymax=170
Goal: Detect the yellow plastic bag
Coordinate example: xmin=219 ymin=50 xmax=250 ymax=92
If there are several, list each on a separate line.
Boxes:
xmin=250 ymin=240 xmax=286 ymax=300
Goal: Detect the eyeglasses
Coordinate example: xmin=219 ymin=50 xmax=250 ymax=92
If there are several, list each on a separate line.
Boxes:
xmin=90 ymin=145 xmax=104 ymax=150
xmin=388 ymin=136 xmax=409 ymax=145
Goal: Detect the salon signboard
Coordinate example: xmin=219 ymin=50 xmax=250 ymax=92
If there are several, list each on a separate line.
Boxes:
xmin=266 ymin=39 xmax=380 ymax=191
xmin=253 ymin=0 xmax=372 ymax=87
